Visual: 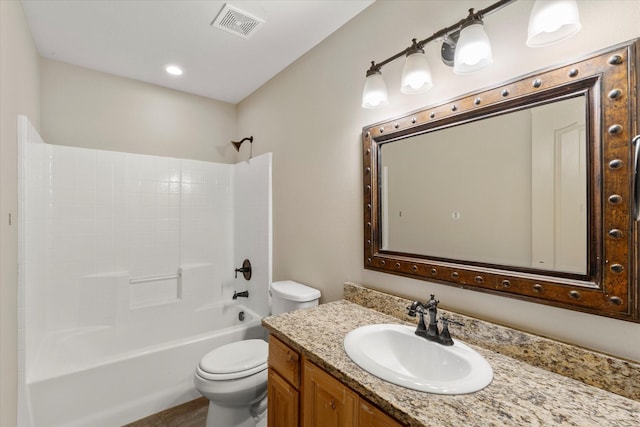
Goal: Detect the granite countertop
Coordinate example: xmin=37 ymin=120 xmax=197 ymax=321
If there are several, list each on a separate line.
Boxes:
xmin=263 ymin=300 xmax=640 ymax=427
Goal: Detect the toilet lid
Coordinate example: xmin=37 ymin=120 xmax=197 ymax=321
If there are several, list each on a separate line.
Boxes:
xmin=199 ymin=339 xmax=268 ymax=376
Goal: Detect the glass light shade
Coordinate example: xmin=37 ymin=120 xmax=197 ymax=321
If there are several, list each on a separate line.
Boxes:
xmin=401 ymin=51 xmax=433 ymax=94
xmin=527 ymin=0 xmax=581 ymax=47
xmin=362 ymin=71 xmax=389 ymax=109
xmin=453 ymin=22 xmax=493 ymax=74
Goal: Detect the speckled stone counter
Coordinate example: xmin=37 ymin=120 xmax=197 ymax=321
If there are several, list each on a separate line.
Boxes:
xmin=343 ymin=282 xmax=640 ymax=402
xmin=263 ymin=299 xmax=640 ymax=427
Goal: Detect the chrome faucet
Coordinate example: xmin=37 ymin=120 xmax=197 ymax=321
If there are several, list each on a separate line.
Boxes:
xmin=406 ymin=294 xmax=463 ymax=346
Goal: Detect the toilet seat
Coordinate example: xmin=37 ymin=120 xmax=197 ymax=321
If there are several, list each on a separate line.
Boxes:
xmin=197 ymin=339 xmax=268 ymax=381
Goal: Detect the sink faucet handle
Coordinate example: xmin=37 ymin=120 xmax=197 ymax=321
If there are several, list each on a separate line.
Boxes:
xmin=438 ymin=317 xmax=464 ymax=346
xmin=406 ymin=301 xmax=426 ymax=317
xmin=406 ymin=304 xmax=417 ymax=317
xmin=440 ymin=316 xmax=464 ymax=327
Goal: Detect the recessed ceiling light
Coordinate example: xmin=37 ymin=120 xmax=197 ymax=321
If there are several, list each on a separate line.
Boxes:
xmin=165 ymin=65 xmax=183 ymax=76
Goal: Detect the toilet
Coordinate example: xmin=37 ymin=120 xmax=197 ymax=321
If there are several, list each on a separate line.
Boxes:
xmin=194 ymin=280 xmax=321 ymax=427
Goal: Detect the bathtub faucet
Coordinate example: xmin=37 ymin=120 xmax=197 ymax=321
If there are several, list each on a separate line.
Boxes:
xmin=235 ymin=259 xmax=252 ymax=280
xmin=233 ymin=290 xmax=249 ymax=300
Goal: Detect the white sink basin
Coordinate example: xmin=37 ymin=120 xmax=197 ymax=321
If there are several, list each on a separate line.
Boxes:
xmin=343 ymin=324 xmax=493 ymax=394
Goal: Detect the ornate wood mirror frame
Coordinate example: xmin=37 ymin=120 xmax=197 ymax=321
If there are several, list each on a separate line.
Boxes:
xmin=363 ymin=39 xmax=640 ymax=321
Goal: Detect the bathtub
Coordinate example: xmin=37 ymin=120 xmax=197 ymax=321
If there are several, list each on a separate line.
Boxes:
xmin=26 ymin=302 xmax=265 ymax=427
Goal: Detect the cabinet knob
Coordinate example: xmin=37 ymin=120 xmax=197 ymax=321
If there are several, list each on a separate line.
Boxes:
xmin=330 ymin=399 xmax=336 ymax=410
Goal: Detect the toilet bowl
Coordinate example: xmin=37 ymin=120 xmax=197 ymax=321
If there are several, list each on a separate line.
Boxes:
xmin=195 ymin=280 xmax=320 ymax=427
xmin=194 ymin=339 xmax=269 ymax=427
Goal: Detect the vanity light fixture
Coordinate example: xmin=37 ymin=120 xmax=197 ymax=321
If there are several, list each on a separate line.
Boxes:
xmin=527 ymin=0 xmax=581 ymax=47
xmin=453 ymin=15 xmax=493 ymax=74
xmin=362 ymin=0 xmax=582 ymax=108
xmin=165 ymin=64 xmax=184 ymax=76
xmin=362 ymin=65 xmax=389 ymax=108
xmin=400 ymin=39 xmax=433 ymax=94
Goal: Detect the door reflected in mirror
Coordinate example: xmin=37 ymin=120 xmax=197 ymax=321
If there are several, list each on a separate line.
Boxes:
xmin=380 ymin=96 xmax=586 ymax=274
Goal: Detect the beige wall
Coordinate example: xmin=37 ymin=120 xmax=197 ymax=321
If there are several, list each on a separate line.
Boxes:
xmin=237 ymin=0 xmax=640 ymax=361
xmin=41 ymin=59 xmax=238 ymax=163
xmin=0 ymin=1 xmax=40 ymax=426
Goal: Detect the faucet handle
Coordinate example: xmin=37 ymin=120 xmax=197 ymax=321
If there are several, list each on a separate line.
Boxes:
xmin=440 ymin=316 xmax=464 ymax=327
xmin=406 ymin=304 xmax=417 ymax=317
xmin=406 ymin=301 xmax=426 ymax=317
xmin=438 ymin=317 xmax=464 ymax=346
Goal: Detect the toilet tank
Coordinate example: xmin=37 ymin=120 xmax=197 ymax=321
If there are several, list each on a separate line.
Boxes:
xmin=270 ymin=280 xmax=321 ymax=316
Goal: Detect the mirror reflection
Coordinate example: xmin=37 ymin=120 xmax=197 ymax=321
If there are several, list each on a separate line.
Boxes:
xmin=380 ymin=96 xmax=586 ymax=274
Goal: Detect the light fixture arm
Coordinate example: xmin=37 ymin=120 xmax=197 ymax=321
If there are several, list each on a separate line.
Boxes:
xmin=365 ymin=0 xmax=515 ymax=75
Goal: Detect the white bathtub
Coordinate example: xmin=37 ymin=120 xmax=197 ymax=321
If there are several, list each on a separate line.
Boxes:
xmin=26 ymin=302 xmax=265 ymax=427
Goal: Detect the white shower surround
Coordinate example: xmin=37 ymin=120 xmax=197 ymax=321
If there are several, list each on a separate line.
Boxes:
xmin=17 ymin=116 xmax=272 ymax=426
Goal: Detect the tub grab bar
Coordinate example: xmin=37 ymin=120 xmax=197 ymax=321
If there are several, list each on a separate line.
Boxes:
xmin=129 ymin=272 xmax=181 ymax=284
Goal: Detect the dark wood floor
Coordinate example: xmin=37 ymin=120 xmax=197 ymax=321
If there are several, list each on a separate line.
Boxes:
xmin=122 ymin=397 xmax=208 ymax=427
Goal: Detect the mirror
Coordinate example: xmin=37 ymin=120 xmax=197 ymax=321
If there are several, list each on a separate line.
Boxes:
xmin=363 ymin=40 xmax=640 ymax=321
xmin=380 ymin=96 xmax=587 ymax=275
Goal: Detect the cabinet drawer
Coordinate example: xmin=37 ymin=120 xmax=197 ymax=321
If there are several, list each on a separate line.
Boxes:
xmin=269 ymin=336 xmax=300 ymax=388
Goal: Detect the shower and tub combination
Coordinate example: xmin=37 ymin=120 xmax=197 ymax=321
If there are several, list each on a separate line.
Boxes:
xmin=17 ymin=117 xmax=273 ymax=427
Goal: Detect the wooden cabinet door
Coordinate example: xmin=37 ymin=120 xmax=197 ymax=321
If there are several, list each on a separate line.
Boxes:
xmin=302 ymin=359 xmax=357 ymax=427
xmin=268 ymin=369 xmax=299 ymax=427
xmin=269 ymin=336 xmax=300 ymax=388
xmin=359 ymin=400 xmax=403 ymax=427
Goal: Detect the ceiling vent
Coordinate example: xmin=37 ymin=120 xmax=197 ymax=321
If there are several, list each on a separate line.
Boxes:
xmin=211 ymin=4 xmax=264 ymax=39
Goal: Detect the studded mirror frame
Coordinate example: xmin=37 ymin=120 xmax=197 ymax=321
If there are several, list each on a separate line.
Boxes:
xmin=362 ymin=39 xmax=639 ymax=321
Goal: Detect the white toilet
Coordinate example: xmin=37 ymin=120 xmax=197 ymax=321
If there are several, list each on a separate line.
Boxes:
xmin=194 ymin=280 xmax=321 ymax=427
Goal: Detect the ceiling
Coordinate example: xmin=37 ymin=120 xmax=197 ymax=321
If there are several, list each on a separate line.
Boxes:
xmin=21 ymin=0 xmax=375 ymax=104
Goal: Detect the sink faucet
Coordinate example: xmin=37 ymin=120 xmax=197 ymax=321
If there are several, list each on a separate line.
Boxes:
xmin=406 ymin=294 xmax=464 ymax=346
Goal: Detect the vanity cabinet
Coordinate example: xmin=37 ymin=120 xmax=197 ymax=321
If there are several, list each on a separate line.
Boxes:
xmin=268 ymin=336 xmax=403 ymax=427
xmin=268 ymin=336 xmax=300 ymax=427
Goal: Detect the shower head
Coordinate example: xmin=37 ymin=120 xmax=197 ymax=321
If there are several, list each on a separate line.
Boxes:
xmin=231 ymin=136 xmax=253 ymax=152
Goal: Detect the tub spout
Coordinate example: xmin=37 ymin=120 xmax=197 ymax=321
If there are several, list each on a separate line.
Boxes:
xmin=233 ymin=290 xmax=249 ymax=300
